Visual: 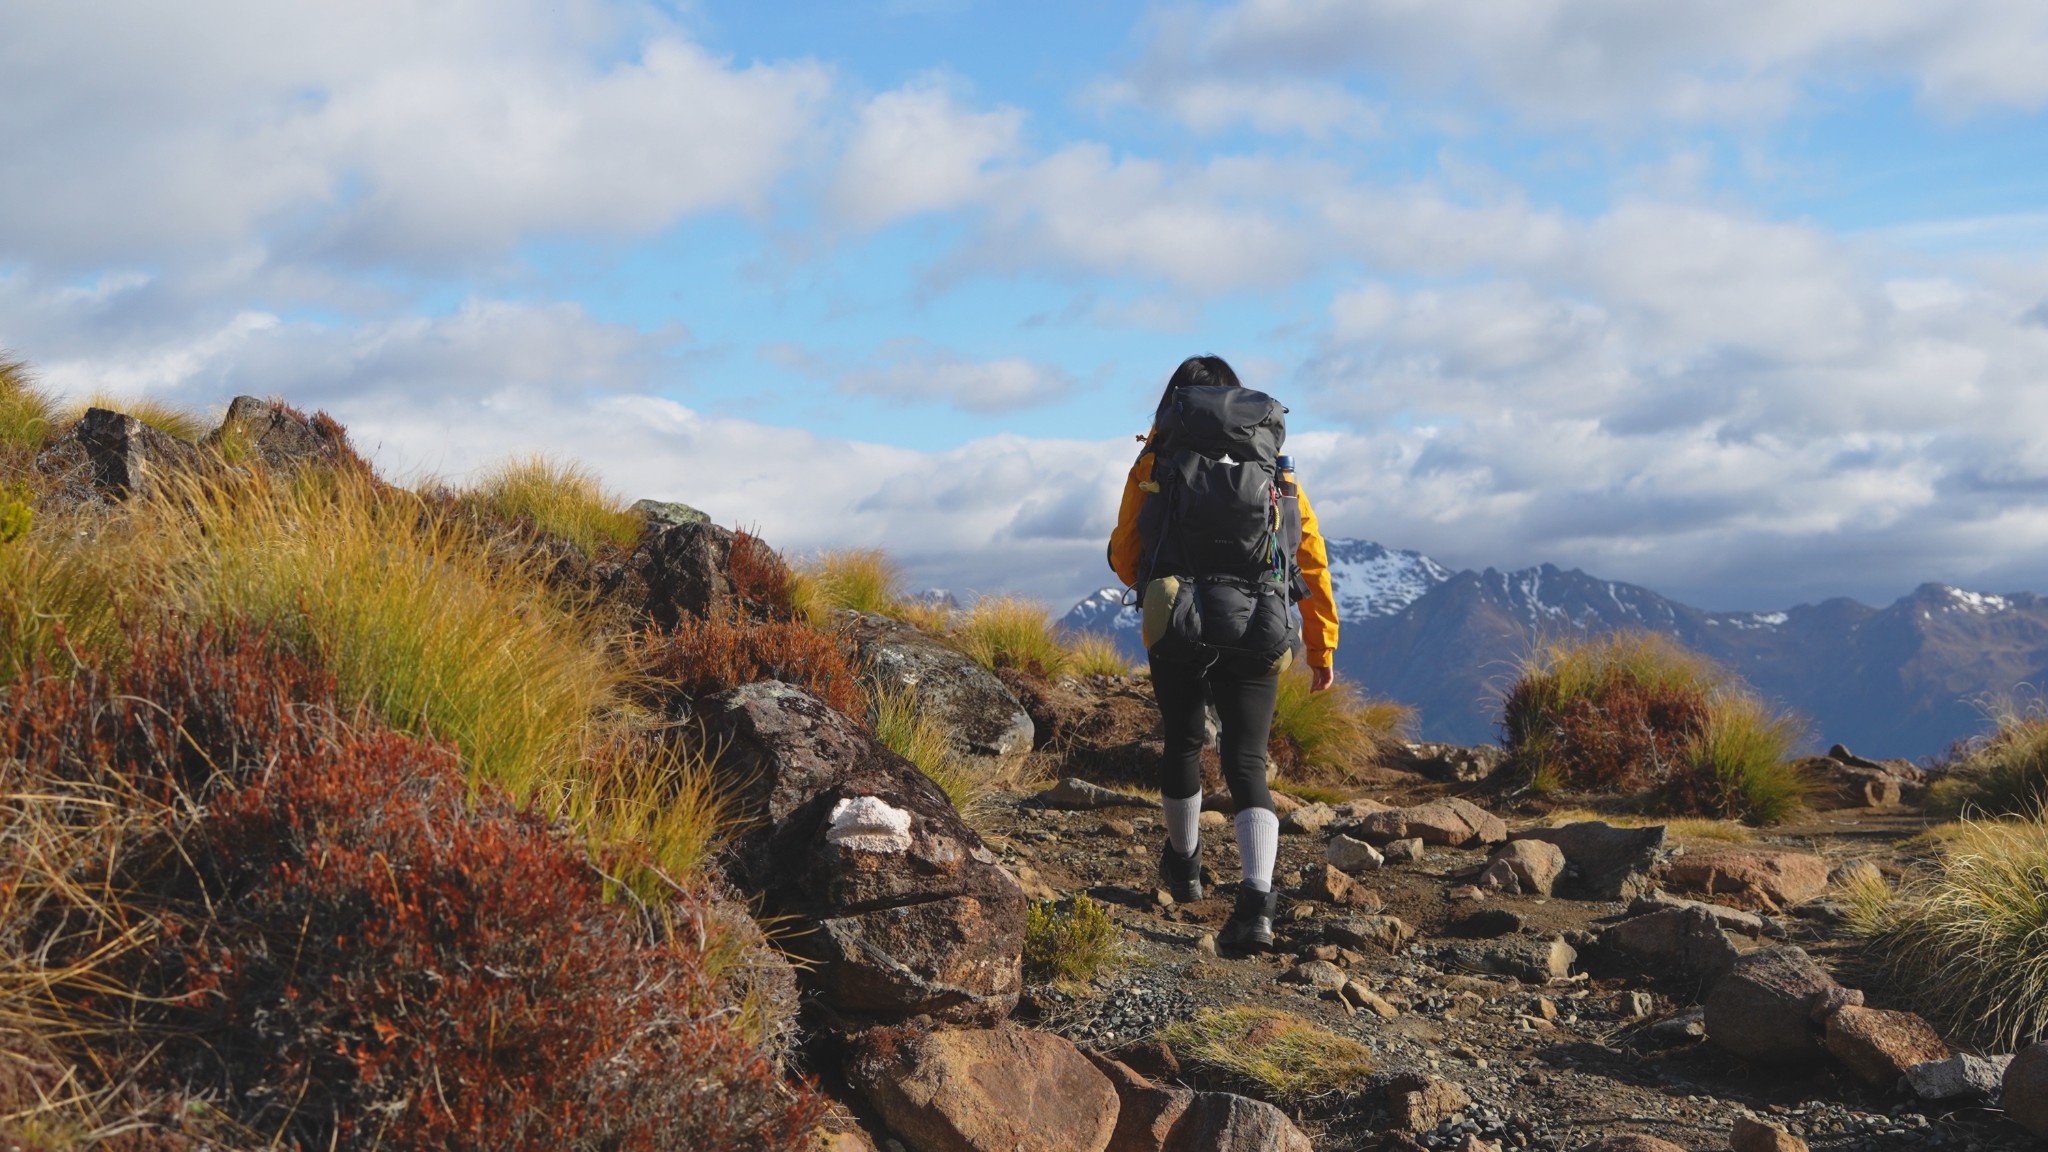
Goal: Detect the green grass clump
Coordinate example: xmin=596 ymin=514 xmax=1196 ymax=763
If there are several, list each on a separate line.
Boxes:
xmin=0 ymin=356 xmax=58 ymax=453
xmin=953 ymin=595 xmax=1071 ymax=679
xmin=471 ymin=454 xmax=643 ymax=554
xmin=1023 ymin=894 xmax=1124 ymax=986
xmin=1843 ymin=818 xmax=2048 ymax=1049
xmin=1501 ymin=630 xmax=1808 ymax=824
xmin=0 ymin=483 xmax=30 ymax=543
xmin=1066 ymin=631 xmax=1133 ymax=677
xmin=68 ymin=391 xmax=210 ymax=441
xmin=1162 ymin=1007 xmax=1374 ymax=1103
xmin=868 ymin=678 xmax=983 ymax=812
xmin=1269 ymin=668 xmax=1413 ymax=781
xmin=1929 ymin=700 xmax=2048 ymax=819
xmin=791 ymin=548 xmax=907 ymax=624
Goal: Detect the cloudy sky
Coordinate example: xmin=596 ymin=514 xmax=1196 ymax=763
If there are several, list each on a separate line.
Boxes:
xmin=5 ymin=1 xmax=2048 ymax=612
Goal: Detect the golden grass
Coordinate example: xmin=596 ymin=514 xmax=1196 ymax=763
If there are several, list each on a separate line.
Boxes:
xmin=1162 ymin=1007 xmax=1374 ymax=1103
xmin=1023 ymin=894 xmax=1124 ymax=986
xmin=1683 ymin=691 xmax=1810 ymax=825
xmin=0 ymin=513 xmax=133 ymax=683
xmin=1270 ymin=668 xmax=1413 ymax=780
xmin=790 ymin=548 xmax=906 ymax=624
xmin=0 ymin=356 xmax=58 ymax=453
xmin=1929 ymin=698 xmax=2048 ymax=819
xmin=469 ymin=454 xmax=643 ymax=555
xmin=1534 ymin=808 xmax=1757 ymax=844
xmin=66 ymin=391 xmax=210 ymax=442
xmin=1066 ymin=631 xmax=1134 ymax=678
xmin=867 ymin=678 xmax=984 ymax=813
xmin=951 ymin=595 xmax=1071 ymax=678
xmin=1843 ymin=817 xmax=2048 ymax=1049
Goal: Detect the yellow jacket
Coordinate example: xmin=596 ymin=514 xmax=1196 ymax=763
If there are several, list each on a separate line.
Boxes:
xmin=1108 ymin=450 xmax=1340 ymax=668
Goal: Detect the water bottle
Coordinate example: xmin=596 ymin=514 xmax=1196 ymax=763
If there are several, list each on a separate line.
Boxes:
xmin=1275 ymin=454 xmax=1297 ymax=497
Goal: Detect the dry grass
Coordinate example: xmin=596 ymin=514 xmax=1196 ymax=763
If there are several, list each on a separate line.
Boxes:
xmin=1162 ymin=1007 xmax=1374 ymax=1103
xmin=469 ymin=454 xmax=643 ymax=555
xmin=1270 ymin=668 xmax=1413 ymax=781
xmin=0 ymin=357 xmax=58 ymax=454
xmin=1065 ymin=631 xmax=1134 ymax=677
xmin=951 ymin=595 xmax=1071 ymax=678
xmin=65 ymin=391 xmax=210 ymax=442
xmin=867 ymin=678 xmax=984 ymax=813
xmin=791 ymin=548 xmax=906 ymax=624
xmin=1929 ymin=699 xmax=2048 ymax=819
xmin=1023 ymin=894 xmax=1124 ymax=986
xmin=1534 ymin=808 xmax=1757 ymax=845
xmin=1843 ymin=817 xmax=2048 ymax=1049
xmin=1679 ymin=691 xmax=1810 ymax=825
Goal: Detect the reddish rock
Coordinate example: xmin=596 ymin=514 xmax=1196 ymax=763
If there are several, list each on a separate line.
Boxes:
xmin=1704 ymin=946 xmax=1843 ymax=1063
xmin=707 ymin=682 xmax=1025 ymax=1025
xmin=1327 ymin=915 xmax=1412 ymax=952
xmin=1510 ymin=822 xmax=1667 ymax=900
xmin=1353 ymin=798 xmax=1507 ymax=848
xmin=1083 ymin=1051 xmax=1312 ymax=1152
xmin=1730 ymin=1115 xmax=1808 ymax=1151
xmin=1480 ymin=839 xmax=1566 ymax=896
xmin=2001 ymin=1041 xmax=2048 ymax=1137
xmin=1386 ymin=1073 xmax=1470 ymax=1131
xmin=1822 ymin=1005 xmax=1951 ymax=1088
xmin=1663 ymin=850 xmax=1830 ymax=908
xmin=851 ymin=1027 xmax=1117 ymax=1152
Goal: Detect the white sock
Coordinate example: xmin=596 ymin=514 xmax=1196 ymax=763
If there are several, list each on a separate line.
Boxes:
xmin=1161 ymin=794 xmax=1202 ymax=857
xmin=1235 ymin=808 xmax=1279 ymax=893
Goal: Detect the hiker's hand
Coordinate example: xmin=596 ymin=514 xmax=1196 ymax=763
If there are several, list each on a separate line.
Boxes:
xmin=1309 ymin=665 xmax=1334 ymax=693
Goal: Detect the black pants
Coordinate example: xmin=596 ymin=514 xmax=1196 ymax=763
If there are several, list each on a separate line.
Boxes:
xmin=1152 ymin=650 xmax=1278 ymax=813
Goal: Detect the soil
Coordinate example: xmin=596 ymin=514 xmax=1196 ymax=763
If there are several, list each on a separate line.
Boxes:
xmin=967 ymin=768 xmax=2032 ymax=1152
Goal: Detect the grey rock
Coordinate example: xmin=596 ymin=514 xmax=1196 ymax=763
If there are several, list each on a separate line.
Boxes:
xmin=1282 ymin=959 xmax=1349 ymax=993
xmin=1510 ymin=821 xmax=1668 ymax=900
xmin=1280 ymin=802 xmax=1336 ymax=836
xmin=845 ymin=611 xmax=1035 ymax=760
xmin=1626 ymin=890 xmax=1765 ymax=936
xmin=2003 ymin=1043 xmax=2048 ymax=1136
xmin=1327 ymin=916 xmax=1413 ymax=952
xmin=205 ymin=396 xmax=362 ymax=475
xmin=36 ymin=406 xmax=207 ymax=502
xmin=1040 ymin=777 xmax=1154 ymax=810
xmin=1325 ymin=834 xmax=1385 ymax=872
xmin=1481 ymin=839 xmax=1565 ymax=897
xmin=1382 ymin=837 xmax=1426 ymax=864
xmin=1602 ymin=906 xmax=1740 ymax=988
xmin=631 ymin=498 xmax=711 ymax=530
xmin=1906 ymin=1053 xmax=2011 ymax=1101
xmin=1704 ymin=946 xmax=1843 ymax=1063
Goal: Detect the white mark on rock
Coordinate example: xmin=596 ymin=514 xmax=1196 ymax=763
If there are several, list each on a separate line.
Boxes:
xmin=826 ymin=796 xmax=913 ymax=853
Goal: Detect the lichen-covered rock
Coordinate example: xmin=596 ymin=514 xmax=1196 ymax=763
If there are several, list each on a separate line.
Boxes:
xmin=1823 ymin=1005 xmax=1951 ymax=1088
xmin=706 ymin=681 xmax=1025 ymax=1025
xmin=851 ymin=1027 xmax=1117 ymax=1152
xmin=630 ymin=518 xmax=745 ymax=627
xmin=1704 ymin=946 xmax=1846 ymax=1063
xmin=205 ymin=395 xmax=365 ymax=475
xmin=845 ymin=612 xmax=1034 ymax=760
xmin=1906 ymin=1053 xmax=2010 ymax=1101
xmin=36 ymin=406 xmax=207 ymax=503
xmin=1509 ymin=821 xmax=1668 ymax=900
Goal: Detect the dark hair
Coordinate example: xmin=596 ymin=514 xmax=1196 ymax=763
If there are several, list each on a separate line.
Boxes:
xmin=1153 ymin=355 xmax=1241 ymax=420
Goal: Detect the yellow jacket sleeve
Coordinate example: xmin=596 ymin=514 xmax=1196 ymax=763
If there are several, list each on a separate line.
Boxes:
xmin=1108 ymin=451 xmax=1153 ymax=588
xmin=1296 ymin=486 xmax=1339 ymax=668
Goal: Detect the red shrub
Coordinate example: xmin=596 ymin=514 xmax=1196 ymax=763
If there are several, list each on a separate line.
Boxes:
xmin=729 ymin=526 xmax=797 ymax=620
xmin=1501 ymin=676 xmax=1708 ymax=792
xmin=634 ymin=615 xmax=859 ymax=715
xmin=4 ymin=626 xmax=823 ymax=1152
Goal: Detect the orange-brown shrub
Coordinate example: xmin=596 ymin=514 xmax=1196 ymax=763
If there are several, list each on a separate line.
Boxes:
xmin=2 ymin=626 xmax=823 ymax=1152
xmin=634 ymin=615 xmax=859 ymax=715
xmin=729 ymin=526 xmax=798 ymax=621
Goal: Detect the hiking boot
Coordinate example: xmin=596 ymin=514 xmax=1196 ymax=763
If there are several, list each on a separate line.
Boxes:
xmin=1217 ymin=885 xmax=1278 ymax=953
xmin=1158 ymin=840 xmax=1203 ymax=902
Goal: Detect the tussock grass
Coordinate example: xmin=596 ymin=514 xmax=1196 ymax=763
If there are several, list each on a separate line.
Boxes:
xmin=1502 ymin=630 xmax=1808 ymax=824
xmin=1535 ymin=808 xmax=1757 ymax=845
xmin=1844 ymin=818 xmax=2048 ymax=1049
xmin=1275 ymin=780 xmax=1351 ymax=806
xmin=1066 ymin=631 xmax=1134 ymax=678
xmin=0 ymin=518 xmax=132 ymax=683
xmin=791 ymin=548 xmax=906 ymax=624
xmin=1023 ymin=894 xmax=1124 ymax=986
xmin=66 ymin=391 xmax=210 ymax=442
xmin=0 ymin=356 xmax=58 ymax=454
xmin=470 ymin=454 xmax=643 ymax=554
xmin=1270 ymin=668 xmax=1413 ymax=781
xmin=1163 ymin=1007 xmax=1374 ymax=1103
xmin=1929 ymin=699 xmax=2048 ymax=819
xmin=868 ymin=679 xmax=983 ymax=812
xmin=952 ymin=595 xmax=1070 ymax=678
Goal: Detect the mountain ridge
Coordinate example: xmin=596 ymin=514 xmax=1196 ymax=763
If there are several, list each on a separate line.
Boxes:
xmin=1060 ymin=541 xmax=2048 ymax=759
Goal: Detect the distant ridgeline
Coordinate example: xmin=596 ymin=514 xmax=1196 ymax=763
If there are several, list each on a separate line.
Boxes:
xmin=1063 ymin=540 xmax=2048 ymax=760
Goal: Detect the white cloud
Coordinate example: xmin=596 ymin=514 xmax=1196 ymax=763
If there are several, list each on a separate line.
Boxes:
xmin=1092 ymin=75 xmax=1380 ymax=138
xmin=0 ymin=1 xmax=829 ymax=268
xmin=831 ymin=80 xmax=1025 ymax=227
xmin=1142 ymin=0 xmax=2048 ymax=126
xmin=837 ymin=339 xmax=1074 ymax=412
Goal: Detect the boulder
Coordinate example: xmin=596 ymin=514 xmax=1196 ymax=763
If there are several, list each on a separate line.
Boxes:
xmin=35 ymin=406 xmax=207 ymax=502
xmin=630 ymin=519 xmax=749 ymax=628
xmin=706 ymin=681 xmax=1025 ymax=1025
xmin=1796 ymin=755 xmax=1901 ymax=810
xmin=1386 ymin=742 xmax=1506 ymax=783
xmin=1280 ymin=802 xmax=1336 ymax=836
xmin=1573 ymin=1139 xmax=1685 ymax=1152
xmin=1084 ymin=1051 xmax=1313 ymax=1152
xmin=1326 ymin=834 xmax=1385 ymax=873
xmin=1663 ymin=850 xmax=1830 ymax=909
xmin=1041 ymin=777 xmax=1154 ymax=810
xmin=846 ymin=612 xmax=1035 ymax=760
xmin=1385 ymin=1073 xmax=1470 ymax=1131
xmin=997 ymin=670 xmax=1163 ymax=784
xmin=1382 ymin=837 xmax=1426 ymax=864
xmin=1510 ymin=822 xmax=1668 ymax=900
xmin=1905 ymin=1053 xmax=2010 ymax=1101
xmin=1282 ymin=959 xmax=1349 ymax=993
xmin=1600 ymin=906 xmax=1740 ymax=987
xmin=850 ymin=1027 xmax=1118 ymax=1152
xmin=1729 ymin=1116 xmax=1807 ymax=1152
xmin=2002 ymin=1042 xmax=2048 ymax=1136
xmin=1823 ymin=1005 xmax=1951 ymax=1088
xmin=205 ymin=396 xmax=364 ymax=475
xmin=1626 ymin=891 xmax=1765 ymax=936
xmin=1350 ymin=798 xmax=1508 ymax=848
xmin=631 ymin=498 xmax=710 ymax=530
xmin=1327 ymin=916 xmax=1413 ymax=952
xmin=1828 ymin=743 xmax=1927 ymax=783
xmin=1479 ymin=839 xmax=1565 ymax=897
xmin=1703 ymin=946 xmax=1846 ymax=1063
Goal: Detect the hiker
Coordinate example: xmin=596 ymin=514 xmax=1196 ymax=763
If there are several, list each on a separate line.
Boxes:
xmin=1108 ymin=355 xmax=1339 ymax=951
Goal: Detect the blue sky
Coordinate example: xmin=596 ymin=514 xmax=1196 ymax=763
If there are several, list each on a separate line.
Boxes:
xmin=5 ymin=1 xmax=2048 ymax=612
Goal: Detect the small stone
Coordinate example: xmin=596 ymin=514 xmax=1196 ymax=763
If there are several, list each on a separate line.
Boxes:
xmin=1484 ymin=839 xmax=1566 ymax=897
xmin=1383 ymin=837 xmax=1426 ymax=864
xmin=1281 ymin=802 xmax=1337 ymax=835
xmin=1197 ymin=933 xmax=1218 ymax=956
xmin=1040 ymin=777 xmax=1153 ymax=810
xmin=1823 ymin=1005 xmax=1951 ymax=1088
xmin=1282 ymin=959 xmax=1349 ymax=993
xmin=1326 ymin=915 xmax=1413 ymax=952
xmin=1730 ymin=1115 xmax=1809 ymax=1152
xmin=1451 ymin=909 xmax=1525 ymax=938
xmin=1153 ymin=888 xmax=1174 ymax=908
xmin=1448 ymin=884 xmax=1487 ymax=902
xmin=1344 ymin=980 xmax=1399 ymax=1018
xmin=1905 ymin=1053 xmax=2011 ymax=1101
xmin=1385 ymin=1072 xmax=1471 ymax=1131
xmin=1326 ymin=834 xmax=1385 ymax=872
xmin=1536 ymin=996 xmax=1558 ymax=1021
xmin=1306 ymin=863 xmax=1356 ymax=904
xmin=1099 ymin=817 xmax=1137 ymax=838
xmin=1199 ymin=810 xmax=1228 ymax=830
xmin=1627 ymin=990 xmax=1655 ymax=1019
